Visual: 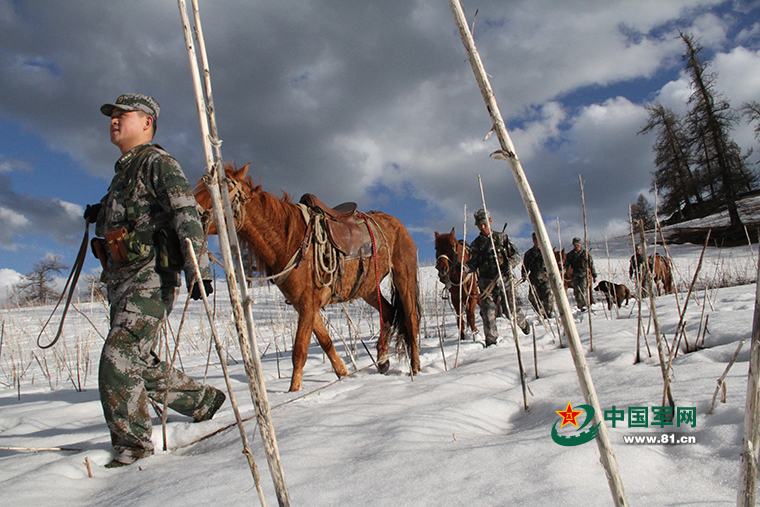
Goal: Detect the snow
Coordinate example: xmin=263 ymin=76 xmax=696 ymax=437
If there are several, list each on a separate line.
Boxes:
xmin=1 ymin=234 xmax=759 ymax=506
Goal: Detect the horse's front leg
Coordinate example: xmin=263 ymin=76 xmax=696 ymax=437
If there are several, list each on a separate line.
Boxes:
xmin=312 ymin=312 xmax=348 ymax=379
xmin=290 ymin=309 xmax=316 ymax=392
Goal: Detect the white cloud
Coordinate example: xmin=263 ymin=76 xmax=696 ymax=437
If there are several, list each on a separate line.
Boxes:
xmin=0 ymin=268 xmax=22 ymax=306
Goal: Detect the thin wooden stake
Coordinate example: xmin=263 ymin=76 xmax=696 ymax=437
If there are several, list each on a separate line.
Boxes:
xmin=478 ymin=175 xmax=529 ymax=411
xmin=737 ymin=241 xmax=760 ymax=506
xmin=177 ymin=2 xmax=289 ymax=505
xmin=450 ymin=3 xmax=628 ymax=504
xmin=186 ymin=239 xmax=267 ymax=506
xmin=579 ymin=175 xmax=594 ymax=351
xmin=638 ymin=222 xmax=674 ymax=409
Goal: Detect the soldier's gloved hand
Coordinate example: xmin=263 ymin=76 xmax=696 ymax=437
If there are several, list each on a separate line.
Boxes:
xmin=189 ymin=280 xmax=214 ymax=300
xmin=83 ymin=203 xmax=102 ymax=223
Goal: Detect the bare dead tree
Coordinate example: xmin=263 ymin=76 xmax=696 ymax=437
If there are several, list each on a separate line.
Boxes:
xmin=13 ymin=257 xmax=69 ymax=306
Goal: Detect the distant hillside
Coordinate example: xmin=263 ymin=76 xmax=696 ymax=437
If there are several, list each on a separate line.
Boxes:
xmin=660 ymin=194 xmax=760 ymax=246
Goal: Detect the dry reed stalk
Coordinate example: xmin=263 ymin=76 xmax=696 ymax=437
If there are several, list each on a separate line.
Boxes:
xmin=532 ymin=324 xmax=539 ymax=379
xmin=708 ymin=339 xmax=744 ymax=414
xmin=85 ymin=457 xmax=93 ymax=478
xmin=665 ymin=231 xmax=710 ymax=381
xmin=321 ymin=310 xmax=357 ymax=371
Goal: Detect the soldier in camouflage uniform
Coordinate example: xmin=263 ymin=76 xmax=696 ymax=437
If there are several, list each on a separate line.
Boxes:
xmin=521 ymin=232 xmax=554 ymax=319
xmin=629 ymin=244 xmax=650 ymax=297
xmin=563 ymin=237 xmax=597 ymax=311
xmin=464 ymin=209 xmax=530 ymax=347
xmin=84 ymin=94 xmax=225 ymax=468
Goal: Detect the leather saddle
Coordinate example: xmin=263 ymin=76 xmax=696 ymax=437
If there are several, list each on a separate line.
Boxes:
xmin=299 ymin=193 xmax=371 ymax=258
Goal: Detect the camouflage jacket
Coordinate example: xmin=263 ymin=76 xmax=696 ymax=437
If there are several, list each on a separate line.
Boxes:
xmin=465 ymin=231 xmax=520 ymax=281
xmin=95 ymin=143 xmax=211 ymax=290
xmin=522 ymin=245 xmax=547 ymax=282
xmin=564 ymin=248 xmax=597 ymax=279
xmin=629 ymin=252 xmax=650 ymax=278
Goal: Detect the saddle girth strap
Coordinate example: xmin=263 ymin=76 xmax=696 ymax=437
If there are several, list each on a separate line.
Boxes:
xmin=358 ymin=211 xmax=385 ymax=354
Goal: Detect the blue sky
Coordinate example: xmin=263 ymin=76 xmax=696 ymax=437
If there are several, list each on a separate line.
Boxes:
xmin=1 ymin=0 xmax=760 ymax=301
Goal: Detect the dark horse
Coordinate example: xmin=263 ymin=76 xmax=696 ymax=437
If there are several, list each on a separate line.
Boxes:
xmin=434 ymin=228 xmax=479 ymax=340
xmin=194 ymin=164 xmax=421 ymax=391
xmin=649 ymin=253 xmax=675 ymax=295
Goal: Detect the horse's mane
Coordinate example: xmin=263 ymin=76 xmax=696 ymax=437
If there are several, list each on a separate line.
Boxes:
xmin=193 ymin=163 xmax=304 ymax=277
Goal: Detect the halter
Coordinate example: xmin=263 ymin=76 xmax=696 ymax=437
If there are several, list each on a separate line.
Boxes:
xmin=196 ymin=173 xmax=249 ymax=233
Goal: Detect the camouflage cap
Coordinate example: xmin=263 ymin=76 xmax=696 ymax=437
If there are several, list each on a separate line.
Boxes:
xmin=474 ymin=209 xmax=490 ymax=225
xmin=572 ymin=237 xmax=582 ymax=245
xmin=101 ymin=94 xmax=160 ymax=123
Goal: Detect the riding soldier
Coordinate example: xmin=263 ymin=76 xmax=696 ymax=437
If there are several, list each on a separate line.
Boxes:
xmin=84 ymin=94 xmax=225 ymax=468
xmin=563 ymin=237 xmax=597 ymax=311
xmin=463 ymin=209 xmax=530 ymax=347
xmin=521 ymin=232 xmax=554 ymax=319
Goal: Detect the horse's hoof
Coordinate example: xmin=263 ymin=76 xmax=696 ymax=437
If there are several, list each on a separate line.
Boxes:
xmin=377 ymin=357 xmax=390 ymax=374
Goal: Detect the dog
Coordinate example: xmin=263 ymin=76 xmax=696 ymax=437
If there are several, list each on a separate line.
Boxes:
xmin=594 ymin=280 xmax=631 ymax=310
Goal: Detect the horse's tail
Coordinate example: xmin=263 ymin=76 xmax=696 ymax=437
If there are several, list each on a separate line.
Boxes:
xmin=388 ymin=269 xmax=421 ymax=358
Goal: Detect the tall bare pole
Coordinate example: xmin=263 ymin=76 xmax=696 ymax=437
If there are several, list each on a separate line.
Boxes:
xmin=449 ymin=2 xmax=628 ymax=505
xmin=738 ymin=243 xmax=760 ymax=506
xmin=579 ymin=175 xmax=594 ymax=351
xmin=177 ymin=2 xmax=290 ymax=505
xmin=637 ymin=222 xmax=674 ymax=409
xmin=478 ymin=175 xmax=528 ymax=410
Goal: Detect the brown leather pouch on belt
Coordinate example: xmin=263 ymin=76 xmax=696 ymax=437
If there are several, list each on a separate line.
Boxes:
xmin=105 ymin=227 xmax=129 ymax=264
xmin=90 ymin=238 xmax=108 ymax=271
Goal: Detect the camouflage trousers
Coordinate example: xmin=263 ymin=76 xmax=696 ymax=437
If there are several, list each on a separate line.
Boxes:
xmin=478 ymin=278 xmax=528 ymax=346
xmin=527 ymin=275 xmax=554 ymax=319
xmin=571 ymin=274 xmax=592 ymax=310
xmin=99 ymin=283 xmax=220 ymax=462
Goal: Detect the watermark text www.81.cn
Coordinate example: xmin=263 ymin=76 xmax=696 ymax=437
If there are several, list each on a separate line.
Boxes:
xmin=623 ymin=433 xmax=697 ymax=445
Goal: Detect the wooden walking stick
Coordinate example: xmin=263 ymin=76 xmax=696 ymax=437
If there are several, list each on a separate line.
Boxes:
xmin=449 ymin=2 xmax=628 ymax=504
xmin=177 ymin=2 xmax=290 ymax=505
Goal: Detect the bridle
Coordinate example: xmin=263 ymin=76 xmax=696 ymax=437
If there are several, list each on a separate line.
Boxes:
xmin=196 ymin=173 xmax=250 ymax=233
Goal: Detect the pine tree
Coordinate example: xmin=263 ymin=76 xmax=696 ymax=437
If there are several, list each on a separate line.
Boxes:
xmin=639 ymin=104 xmax=702 ymax=220
xmin=681 ymin=32 xmax=757 ymax=231
xmin=630 ymin=193 xmax=655 ymax=230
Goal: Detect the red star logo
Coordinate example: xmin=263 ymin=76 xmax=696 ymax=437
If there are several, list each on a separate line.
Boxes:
xmin=556 ymin=402 xmax=583 ymax=428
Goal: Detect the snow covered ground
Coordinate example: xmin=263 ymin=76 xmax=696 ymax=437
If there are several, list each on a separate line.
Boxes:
xmin=1 ymin=234 xmax=758 ymax=506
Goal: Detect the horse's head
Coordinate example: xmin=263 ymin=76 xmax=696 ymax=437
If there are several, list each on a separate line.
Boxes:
xmin=434 ymin=228 xmax=462 ymax=286
xmin=194 ymin=162 xmax=253 ymax=234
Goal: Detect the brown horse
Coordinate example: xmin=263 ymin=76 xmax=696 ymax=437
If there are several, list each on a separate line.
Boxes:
xmin=649 ymin=253 xmax=675 ymax=295
xmin=194 ymin=164 xmax=421 ymax=391
xmin=434 ymin=228 xmax=479 ymax=340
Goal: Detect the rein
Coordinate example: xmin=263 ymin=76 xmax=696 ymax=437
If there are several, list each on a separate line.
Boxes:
xmin=37 ymin=221 xmax=90 ymax=349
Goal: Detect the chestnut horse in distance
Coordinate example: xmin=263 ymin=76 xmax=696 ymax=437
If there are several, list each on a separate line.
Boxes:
xmin=434 ymin=228 xmax=479 ymax=341
xmin=194 ymin=164 xmax=421 ymax=392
